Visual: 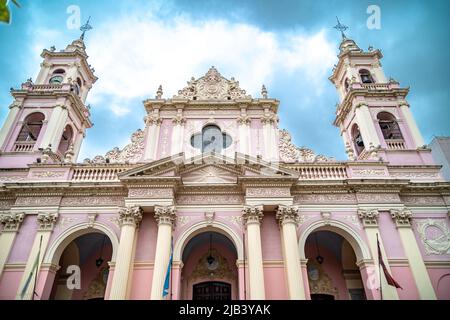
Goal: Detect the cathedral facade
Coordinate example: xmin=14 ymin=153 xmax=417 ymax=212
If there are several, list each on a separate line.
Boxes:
xmin=0 ymin=34 xmax=449 ymax=300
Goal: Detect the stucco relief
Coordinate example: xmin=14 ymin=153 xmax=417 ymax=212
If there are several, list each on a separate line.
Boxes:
xmin=356 ymin=193 xmax=400 ymax=203
xmin=55 ymin=216 xmax=82 ymax=230
xmin=182 ymin=166 xmax=237 ymax=184
xmin=189 ymin=249 xmax=235 ymax=281
xmin=61 ymin=196 xmax=125 ymax=206
xmin=293 ymin=193 xmax=356 ymax=204
xmin=85 ymin=129 xmax=145 ymax=164
xmin=401 ymin=196 xmax=445 ymax=206
xmin=227 ymin=215 xmax=243 ymax=228
xmin=246 ymin=187 xmax=290 ymax=197
xmin=15 ymin=196 xmax=61 ymax=206
xmin=390 ymin=172 xmax=440 ymax=179
xmin=0 ymin=199 xmax=15 ymax=209
xmin=0 ymin=176 xmax=26 ymax=182
xmin=351 ymin=169 xmax=387 ymax=176
xmin=128 ymin=188 xmax=173 ymax=198
xmin=176 ymin=195 xmax=243 ymax=205
xmin=344 ymin=214 xmax=363 ymax=229
xmin=279 ymin=129 xmax=333 ymax=163
xmin=415 ymin=219 xmax=450 ymax=255
xmin=174 ymin=66 xmax=251 ymax=100
xmin=31 ymin=171 xmax=65 ymax=178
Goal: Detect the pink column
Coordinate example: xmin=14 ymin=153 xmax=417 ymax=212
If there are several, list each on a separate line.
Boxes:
xmin=35 ymin=265 xmax=58 ymax=300
xmin=171 ymin=262 xmax=182 ymax=300
xmin=301 ymin=262 xmax=311 ymax=300
xmin=104 ymin=265 xmax=115 ymax=300
xmin=358 ymin=261 xmax=380 ymax=300
xmin=237 ymin=262 xmax=247 ymax=300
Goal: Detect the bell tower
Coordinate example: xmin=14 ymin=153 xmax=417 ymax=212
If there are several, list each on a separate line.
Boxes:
xmin=329 ymin=23 xmax=433 ymax=165
xmin=0 ymin=20 xmax=97 ymax=167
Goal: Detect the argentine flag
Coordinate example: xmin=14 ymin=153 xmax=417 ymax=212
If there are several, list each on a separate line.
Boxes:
xmin=162 ymin=239 xmax=173 ymax=299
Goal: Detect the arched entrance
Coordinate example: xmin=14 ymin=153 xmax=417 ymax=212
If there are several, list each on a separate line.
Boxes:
xmin=305 ymin=230 xmax=366 ymax=300
xmin=49 ymin=232 xmax=113 ymax=300
xmin=180 ymin=231 xmax=238 ymax=300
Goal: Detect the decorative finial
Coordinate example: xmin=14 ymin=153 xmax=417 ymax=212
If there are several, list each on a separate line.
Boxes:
xmin=261 ymin=85 xmax=268 ymax=99
xmin=334 ymin=17 xmax=348 ymax=40
xmin=368 ymin=45 xmax=373 ymax=52
xmin=50 ymin=45 xmax=56 ymax=52
xmin=156 ymin=85 xmax=163 ymax=99
xmin=80 ymin=16 xmax=93 ymax=41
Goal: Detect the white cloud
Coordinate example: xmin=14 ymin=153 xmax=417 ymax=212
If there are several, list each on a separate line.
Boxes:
xmin=82 ymin=13 xmax=336 ymax=114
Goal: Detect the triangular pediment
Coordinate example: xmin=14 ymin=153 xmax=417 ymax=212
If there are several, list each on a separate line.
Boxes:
xmin=118 ymin=152 xmax=299 ymax=184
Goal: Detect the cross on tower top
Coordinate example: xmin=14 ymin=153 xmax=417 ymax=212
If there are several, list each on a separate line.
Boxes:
xmin=334 ymin=16 xmax=348 ymax=40
xmin=80 ymin=16 xmax=93 ymax=41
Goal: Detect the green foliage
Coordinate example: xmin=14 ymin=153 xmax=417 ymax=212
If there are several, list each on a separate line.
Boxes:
xmin=0 ymin=0 xmax=20 ymax=24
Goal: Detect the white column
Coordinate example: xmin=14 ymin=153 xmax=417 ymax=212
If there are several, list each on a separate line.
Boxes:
xmin=72 ymin=130 xmax=84 ymax=162
xmin=35 ymin=61 xmax=52 ymax=84
xmin=400 ymin=104 xmax=425 ymax=148
xmin=39 ymin=104 xmax=69 ymax=152
xmin=276 ymin=205 xmax=305 ymax=300
xmin=242 ymin=205 xmax=265 ymax=300
xmin=170 ymin=115 xmax=185 ymax=155
xmin=390 ymin=209 xmax=436 ymax=299
xmin=357 ymin=209 xmax=399 ymax=300
xmin=16 ymin=212 xmax=58 ymax=300
xmin=0 ymin=212 xmax=25 ymax=277
xmin=109 ymin=206 xmax=143 ymax=300
xmin=143 ymin=115 xmax=162 ymax=161
xmin=0 ymin=102 xmax=21 ymax=151
xmin=237 ymin=115 xmax=250 ymax=155
xmin=355 ymin=103 xmax=381 ymax=149
xmin=151 ymin=205 xmax=176 ymax=300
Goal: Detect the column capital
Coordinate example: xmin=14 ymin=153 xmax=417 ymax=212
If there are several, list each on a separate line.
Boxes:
xmin=236 ymin=114 xmax=251 ymax=125
xmin=9 ymin=100 xmax=22 ymax=109
xmin=390 ymin=208 xmax=412 ymax=227
xmin=154 ymin=205 xmax=176 ymax=227
xmin=355 ymin=102 xmax=368 ymax=109
xmin=242 ymin=205 xmax=263 ymax=225
xmin=276 ymin=205 xmax=299 ymax=226
xmin=357 ymin=208 xmax=379 ymax=227
xmin=144 ymin=114 xmax=162 ymax=126
xmin=0 ymin=212 xmax=25 ymax=232
xmin=172 ymin=114 xmax=186 ymax=125
xmin=118 ymin=206 xmax=143 ymax=228
xmin=261 ymin=114 xmax=278 ymax=125
xmin=37 ymin=212 xmax=59 ymax=231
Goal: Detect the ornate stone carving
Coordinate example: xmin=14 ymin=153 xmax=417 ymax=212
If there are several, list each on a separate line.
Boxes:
xmin=294 ymin=193 xmax=355 ymax=204
xmin=32 ymin=171 xmax=65 ymax=178
xmin=415 ymin=219 xmax=450 ymax=255
xmin=242 ymin=205 xmax=263 ymax=225
xmin=0 ymin=199 xmax=16 ymax=210
xmin=246 ymin=187 xmax=290 ymax=198
xmin=128 ymin=188 xmax=173 ymax=198
xmin=261 ymin=114 xmax=279 ymax=125
xmin=390 ymin=209 xmax=412 ymax=227
xmin=16 ymin=196 xmax=61 ymax=206
xmin=145 ymin=114 xmax=163 ymax=126
xmin=276 ymin=205 xmax=299 ymax=225
xmin=356 ymin=193 xmax=400 ymax=203
xmin=228 ymin=215 xmax=243 ymax=228
xmin=343 ymin=215 xmax=363 ymax=229
xmin=37 ymin=212 xmax=59 ymax=231
xmin=236 ymin=114 xmax=251 ymax=125
xmin=352 ymin=169 xmax=387 ymax=176
xmin=400 ymin=196 xmax=445 ymax=206
xmin=176 ymin=195 xmax=243 ymax=205
xmin=176 ymin=216 xmax=190 ymax=228
xmin=182 ymin=166 xmax=237 ymax=184
xmin=118 ymin=206 xmax=143 ymax=227
xmin=61 ymin=196 xmax=125 ymax=207
xmin=0 ymin=176 xmax=26 ymax=182
xmin=172 ymin=114 xmax=186 ymax=125
xmin=87 ymin=213 xmax=98 ymax=228
xmin=279 ymin=129 xmax=333 ymax=163
xmin=154 ymin=205 xmax=176 ymax=227
xmin=321 ymin=212 xmax=332 ymax=225
xmin=87 ymin=129 xmax=144 ymax=164
xmin=83 ymin=267 xmax=108 ymax=300
xmin=204 ymin=211 xmax=215 ymax=225
xmin=357 ymin=209 xmax=379 ymax=227
xmin=174 ymin=66 xmax=251 ymax=100
xmin=307 ymin=261 xmax=339 ymax=299
xmin=0 ymin=212 xmax=25 ymax=232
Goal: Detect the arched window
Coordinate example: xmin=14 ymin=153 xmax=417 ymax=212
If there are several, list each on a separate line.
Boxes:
xmin=352 ymin=124 xmax=364 ymax=155
xmin=377 ymin=112 xmax=403 ymax=140
xmin=49 ymin=69 xmax=65 ymax=85
xmin=359 ymin=69 xmax=374 ymax=84
xmin=57 ymin=125 xmax=73 ymax=155
xmin=190 ymin=125 xmax=232 ymax=153
xmin=16 ymin=113 xmax=45 ymax=142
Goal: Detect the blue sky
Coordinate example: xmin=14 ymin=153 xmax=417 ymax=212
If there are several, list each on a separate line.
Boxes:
xmin=1 ymin=0 xmax=449 ymax=160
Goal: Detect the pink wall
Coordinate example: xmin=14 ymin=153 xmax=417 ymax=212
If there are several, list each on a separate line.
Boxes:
xmin=134 ymin=213 xmax=158 ymax=262
xmin=260 ymin=212 xmax=283 ymax=261
xmin=378 ymin=211 xmax=406 ymax=259
xmin=263 ymin=265 xmax=288 ymax=299
xmin=7 ymin=215 xmax=37 ymax=263
xmin=0 ymin=270 xmax=23 ymax=299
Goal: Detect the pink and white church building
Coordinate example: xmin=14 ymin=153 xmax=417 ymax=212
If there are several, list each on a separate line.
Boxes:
xmin=0 ymin=32 xmax=449 ymax=301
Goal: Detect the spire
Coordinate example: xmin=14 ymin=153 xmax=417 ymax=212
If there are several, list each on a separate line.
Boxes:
xmin=334 ymin=17 xmax=348 ymax=40
xmin=80 ymin=16 xmax=93 ymax=41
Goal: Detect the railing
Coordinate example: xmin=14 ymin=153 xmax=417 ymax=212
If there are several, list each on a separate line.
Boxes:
xmin=71 ymin=166 xmax=132 ymax=181
xmin=357 ymin=148 xmax=371 ymax=160
xmin=283 ymin=164 xmax=348 ymax=180
xmin=386 ymin=139 xmax=406 ymax=150
xmin=361 ymin=83 xmax=391 ymax=90
xmin=13 ymin=141 xmax=35 ymax=152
